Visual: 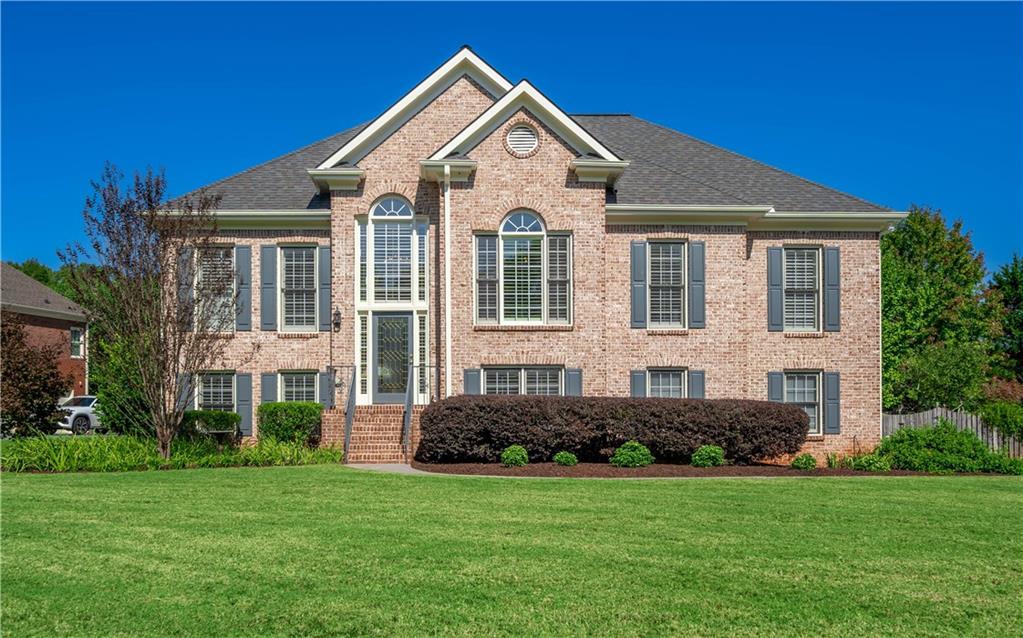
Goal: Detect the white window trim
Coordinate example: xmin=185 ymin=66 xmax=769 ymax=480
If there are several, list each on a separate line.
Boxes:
xmin=783 ymin=369 xmax=823 ymax=436
xmin=647 ymin=240 xmax=687 ymax=330
xmin=782 ymin=245 xmax=823 ymax=334
xmin=279 ymin=244 xmax=318 ymax=333
xmin=195 ymin=371 xmax=237 ymax=412
xmin=646 ymin=367 xmax=688 ymax=398
xmin=278 ymin=370 xmax=318 ymax=403
xmin=69 ymin=327 xmax=85 ymax=359
xmin=355 ymin=215 xmax=430 ymax=312
xmin=482 ymin=366 xmax=564 ymax=396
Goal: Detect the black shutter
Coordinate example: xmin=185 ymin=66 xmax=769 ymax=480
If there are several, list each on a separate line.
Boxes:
xmin=823 ymin=247 xmax=841 ymax=332
xmin=463 ymin=369 xmax=481 ymax=395
xmin=688 ymin=370 xmax=705 ymax=399
xmin=235 ymin=246 xmax=252 ymax=331
xmin=319 ymin=371 xmax=334 ymax=409
xmin=630 ymin=370 xmax=646 ymax=398
xmin=630 ymin=240 xmax=647 ymax=328
xmin=767 ymin=247 xmax=783 ymax=331
xmin=318 ymin=246 xmax=331 ymax=332
xmin=824 ymin=372 xmax=841 ymax=434
xmin=261 ymin=373 xmax=278 ymax=405
xmin=177 ymin=247 xmax=194 ymax=330
xmin=565 ymin=369 xmax=583 ymax=396
xmin=176 ymin=373 xmax=193 ymax=412
xmin=688 ymin=241 xmax=706 ymax=328
xmin=236 ymin=373 xmax=253 ymax=436
xmin=260 ymin=245 xmax=277 ymax=331
xmin=768 ymin=372 xmax=784 ymax=402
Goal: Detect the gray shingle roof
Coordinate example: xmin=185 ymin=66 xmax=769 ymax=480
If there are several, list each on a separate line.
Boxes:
xmin=1 ymin=264 xmax=85 ymax=320
xmin=187 ymin=115 xmax=886 ymax=213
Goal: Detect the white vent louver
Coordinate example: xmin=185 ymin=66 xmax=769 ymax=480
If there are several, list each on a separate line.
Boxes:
xmin=507 ymin=125 xmax=538 ymax=154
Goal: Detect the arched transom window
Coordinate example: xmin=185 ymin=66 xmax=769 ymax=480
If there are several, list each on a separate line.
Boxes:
xmin=358 ymin=196 xmax=427 ymax=304
xmin=475 ymin=210 xmax=571 ymax=324
xmin=372 ymin=197 xmax=413 ymax=218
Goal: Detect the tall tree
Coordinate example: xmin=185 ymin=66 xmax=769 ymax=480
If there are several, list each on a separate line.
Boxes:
xmin=60 ymin=163 xmax=238 ymax=458
xmin=881 ymin=205 xmax=1002 ymax=411
xmin=990 ymin=254 xmax=1023 ymax=381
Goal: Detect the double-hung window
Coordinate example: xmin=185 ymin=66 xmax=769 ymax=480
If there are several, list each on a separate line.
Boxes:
xmin=475 ymin=210 xmax=571 ymax=325
xmin=483 ymin=367 xmax=563 ymax=395
xmin=648 ymin=368 xmax=686 ymax=398
xmin=648 ymin=241 xmax=685 ymax=328
xmin=281 ymin=246 xmax=316 ymax=331
xmin=784 ymin=371 xmax=821 ymax=435
xmin=281 ymin=371 xmax=317 ymax=402
xmin=198 ymin=372 xmax=235 ymax=412
xmin=197 ymin=246 xmax=235 ymax=331
xmin=783 ymin=247 xmax=820 ymax=331
xmin=70 ymin=327 xmax=84 ymax=358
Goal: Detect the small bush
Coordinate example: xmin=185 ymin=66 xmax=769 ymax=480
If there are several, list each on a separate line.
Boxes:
xmin=181 ymin=410 xmax=241 ymax=438
xmin=501 ymin=445 xmax=528 ymax=467
xmin=850 ymin=453 xmax=892 ymax=473
xmin=257 ymin=402 xmax=322 ymax=443
xmin=610 ymin=441 xmax=654 ymax=468
xmin=691 ymin=445 xmax=725 ymax=467
xmin=980 ymin=401 xmax=1023 ymax=439
xmin=553 ymin=451 xmax=578 ymax=466
xmin=877 ymin=420 xmax=1000 ymax=474
xmin=791 ymin=453 xmax=817 ymax=471
xmin=981 ymin=453 xmax=1023 ymax=476
xmin=826 ymin=452 xmax=840 ymax=469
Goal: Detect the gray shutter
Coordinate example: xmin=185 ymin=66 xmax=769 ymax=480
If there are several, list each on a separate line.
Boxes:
xmin=177 ymin=247 xmax=194 ymax=330
xmin=688 ymin=241 xmax=706 ymax=328
xmin=463 ymin=369 xmax=481 ymax=395
xmin=260 ymin=245 xmax=277 ymax=331
xmin=261 ymin=373 xmax=278 ymax=404
xmin=318 ymin=246 xmax=331 ymax=332
xmin=630 ymin=240 xmax=647 ymax=328
xmin=688 ymin=370 xmax=705 ymax=399
xmin=823 ymin=247 xmax=841 ymax=332
xmin=565 ymin=368 xmax=583 ymax=396
xmin=824 ymin=372 xmax=841 ymax=434
xmin=768 ymin=371 xmax=784 ymax=402
xmin=176 ymin=373 xmax=193 ymax=412
xmin=630 ymin=370 xmax=646 ymax=398
xmin=319 ymin=371 xmax=334 ymax=409
xmin=236 ymin=373 xmax=253 ymax=436
xmin=235 ymin=246 xmax=252 ymax=331
xmin=767 ymin=247 xmax=783 ymax=331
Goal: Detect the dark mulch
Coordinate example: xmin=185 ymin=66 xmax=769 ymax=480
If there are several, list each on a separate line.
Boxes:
xmin=410 ymin=461 xmax=930 ymax=478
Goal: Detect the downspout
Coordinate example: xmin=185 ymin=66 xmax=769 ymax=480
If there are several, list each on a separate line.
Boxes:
xmin=443 ymin=164 xmax=452 ymax=398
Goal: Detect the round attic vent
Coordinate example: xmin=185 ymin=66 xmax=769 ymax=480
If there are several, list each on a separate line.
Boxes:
xmin=506 ymin=125 xmax=538 ymax=155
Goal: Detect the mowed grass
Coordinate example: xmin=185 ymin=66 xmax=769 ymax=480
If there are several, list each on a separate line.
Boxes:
xmin=2 ymin=467 xmax=1021 ymax=637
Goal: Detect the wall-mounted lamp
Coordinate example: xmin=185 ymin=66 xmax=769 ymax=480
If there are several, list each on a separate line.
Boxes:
xmin=332 ymin=308 xmax=342 ymax=333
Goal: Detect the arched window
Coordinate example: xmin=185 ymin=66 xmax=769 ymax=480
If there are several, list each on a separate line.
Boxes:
xmin=371 ymin=197 xmax=413 ymax=218
xmin=357 ymin=196 xmax=426 ymax=304
xmin=475 ymin=210 xmax=571 ymax=324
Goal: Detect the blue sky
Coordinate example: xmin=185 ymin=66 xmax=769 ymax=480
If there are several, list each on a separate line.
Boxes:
xmin=2 ymin=2 xmax=1020 ymax=270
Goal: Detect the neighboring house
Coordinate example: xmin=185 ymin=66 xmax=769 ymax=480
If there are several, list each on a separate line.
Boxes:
xmin=179 ymin=47 xmax=906 ymax=462
xmin=1 ymin=264 xmax=88 ymax=398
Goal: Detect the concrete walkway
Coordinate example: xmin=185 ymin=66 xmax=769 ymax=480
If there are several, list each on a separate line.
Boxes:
xmin=346 ymin=463 xmax=432 ymax=475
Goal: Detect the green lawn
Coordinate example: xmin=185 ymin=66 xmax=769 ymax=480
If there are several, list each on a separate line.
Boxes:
xmin=2 ymin=467 xmax=1021 ymax=637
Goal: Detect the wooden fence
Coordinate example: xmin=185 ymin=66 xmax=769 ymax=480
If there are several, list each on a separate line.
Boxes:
xmin=882 ymin=408 xmax=1022 ymax=458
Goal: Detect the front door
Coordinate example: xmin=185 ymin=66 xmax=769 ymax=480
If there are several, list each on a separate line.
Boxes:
xmin=372 ymin=312 xmax=412 ymax=404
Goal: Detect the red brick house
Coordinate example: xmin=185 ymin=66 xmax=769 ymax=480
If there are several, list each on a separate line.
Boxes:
xmin=1 ymin=264 xmax=88 ymax=398
xmin=180 ymin=47 xmax=905 ymax=462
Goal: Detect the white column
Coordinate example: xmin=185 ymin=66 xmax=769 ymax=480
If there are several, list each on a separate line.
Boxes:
xmin=444 ymin=164 xmax=452 ymax=398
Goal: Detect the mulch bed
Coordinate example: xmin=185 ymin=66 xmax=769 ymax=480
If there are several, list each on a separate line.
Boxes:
xmin=410 ymin=461 xmax=930 ymax=478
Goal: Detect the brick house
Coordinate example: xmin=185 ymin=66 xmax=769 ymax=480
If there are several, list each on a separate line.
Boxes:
xmin=1 ymin=264 xmax=88 ymax=398
xmin=181 ymin=47 xmax=905 ymax=462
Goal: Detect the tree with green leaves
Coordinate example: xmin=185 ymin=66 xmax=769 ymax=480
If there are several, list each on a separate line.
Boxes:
xmin=990 ymin=254 xmax=1023 ymax=381
xmin=881 ymin=205 xmax=1003 ymax=412
xmin=6 ymin=259 xmax=76 ymax=301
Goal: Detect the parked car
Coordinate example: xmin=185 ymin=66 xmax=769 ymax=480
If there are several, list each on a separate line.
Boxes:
xmin=58 ymin=396 xmax=102 ymax=434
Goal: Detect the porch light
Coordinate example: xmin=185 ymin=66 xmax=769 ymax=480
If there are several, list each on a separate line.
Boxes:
xmin=332 ymin=308 xmax=342 ymax=332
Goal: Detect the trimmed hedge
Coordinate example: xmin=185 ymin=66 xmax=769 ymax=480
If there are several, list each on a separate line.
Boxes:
xmin=181 ymin=410 xmax=241 ymax=437
xmin=415 ymin=396 xmax=809 ymax=464
xmin=257 ymin=402 xmax=322 ymax=443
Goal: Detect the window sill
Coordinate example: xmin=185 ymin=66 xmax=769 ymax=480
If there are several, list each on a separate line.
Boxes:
xmin=646 ymin=329 xmax=688 ymax=336
xmin=805 ymin=435 xmax=825 ymax=442
xmin=784 ymin=332 xmax=826 ymax=339
xmin=277 ymin=332 xmax=319 ymax=340
xmin=473 ymin=324 xmax=573 ymax=332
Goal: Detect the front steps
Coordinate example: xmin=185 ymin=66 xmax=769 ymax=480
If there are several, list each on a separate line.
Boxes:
xmin=322 ymin=404 xmax=425 ymax=463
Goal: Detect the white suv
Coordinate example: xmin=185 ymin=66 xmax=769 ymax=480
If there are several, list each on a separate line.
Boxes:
xmin=58 ymin=396 xmax=102 ymax=435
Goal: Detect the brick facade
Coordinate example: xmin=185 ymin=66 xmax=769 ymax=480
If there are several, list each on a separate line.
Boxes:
xmin=13 ymin=313 xmax=88 ymax=398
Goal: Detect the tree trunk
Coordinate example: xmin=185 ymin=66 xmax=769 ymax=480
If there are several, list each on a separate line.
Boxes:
xmin=156 ymin=429 xmax=173 ymax=460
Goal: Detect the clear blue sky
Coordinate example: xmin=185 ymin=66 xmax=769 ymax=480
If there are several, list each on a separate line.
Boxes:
xmin=2 ymin=2 xmax=1020 ymax=270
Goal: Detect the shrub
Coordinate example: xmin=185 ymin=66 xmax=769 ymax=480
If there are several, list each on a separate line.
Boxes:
xmin=790 ymin=453 xmax=816 ymax=471
xmin=257 ymin=402 xmax=322 ymax=443
xmin=877 ymin=420 xmax=1019 ymax=474
xmin=981 ymin=453 xmax=1023 ymax=476
xmin=91 ymin=338 xmax=151 ymax=435
xmin=849 ymin=453 xmax=892 ymax=473
xmin=416 ymin=396 xmax=808 ymax=464
xmin=826 ymin=452 xmax=840 ymax=469
xmin=500 ymin=445 xmax=528 ymax=467
xmin=610 ymin=441 xmax=654 ymax=468
xmin=980 ymin=401 xmax=1023 ymax=439
xmin=1 ymin=312 xmax=70 ymax=436
xmin=691 ymin=445 xmax=725 ymax=467
xmin=181 ymin=411 xmax=241 ymax=438
xmin=553 ymin=451 xmax=578 ymax=466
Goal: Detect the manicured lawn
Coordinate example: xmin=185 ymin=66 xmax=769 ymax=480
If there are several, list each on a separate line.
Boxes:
xmin=2 ymin=467 xmax=1021 ymax=637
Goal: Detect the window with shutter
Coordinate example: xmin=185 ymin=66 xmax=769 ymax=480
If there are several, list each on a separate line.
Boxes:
xmin=281 ymin=246 xmax=317 ymax=331
xmin=783 ymin=371 xmax=822 ymax=435
xmin=483 ymin=367 xmax=562 ymax=395
xmin=198 ymin=372 xmax=235 ymax=412
xmin=783 ymin=247 xmax=820 ymax=331
xmin=197 ymin=246 xmax=235 ymax=332
xmin=280 ymin=371 xmax=317 ymax=402
xmin=648 ymin=369 xmax=686 ymax=398
xmin=648 ymin=241 xmax=685 ymax=328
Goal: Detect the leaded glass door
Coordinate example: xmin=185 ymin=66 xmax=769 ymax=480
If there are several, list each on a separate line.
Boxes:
xmin=372 ymin=312 xmax=412 ymax=404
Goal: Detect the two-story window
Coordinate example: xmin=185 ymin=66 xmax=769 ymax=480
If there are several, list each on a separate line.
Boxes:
xmin=281 ymin=246 xmax=317 ymax=331
xmin=783 ymin=247 xmax=819 ymax=331
xmin=648 ymin=241 xmax=685 ymax=328
xmin=483 ymin=366 xmax=563 ymax=395
xmin=475 ymin=210 xmax=571 ymax=325
xmin=280 ymin=371 xmax=317 ymax=402
xmin=197 ymin=246 xmax=235 ymax=331
xmin=783 ymin=371 xmax=821 ymax=435
xmin=198 ymin=372 xmax=235 ymax=412
xmin=69 ymin=327 xmax=84 ymax=358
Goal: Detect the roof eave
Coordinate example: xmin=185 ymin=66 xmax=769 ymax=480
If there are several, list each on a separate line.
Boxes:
xmin=306 ymin=168 xmax=365 ymax=194
xmin=605 ymin=204 xmax=908 ymax=231
xmin=419 ymin=159 xmax=477 ymax=183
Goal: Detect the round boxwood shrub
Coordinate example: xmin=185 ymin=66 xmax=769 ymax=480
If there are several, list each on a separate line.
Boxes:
xmin=501 ymin=445 xmax=528 ymax=467
xmin=850 ymin=453 xmax=891 ymax=473
xmin=610 ymin=441 xmax=654 ymax=468
xmin=415 ymin=396 xmax=808 ymax=464
xmin=790 ymin=453 xmax=817 ymax=471
xmin=257 ymin=402 xmax=322 ymax=443
xmin=553 ymin=451 xmax=578 ymax=466
xmin=691 ymin=445 xmax=725 ymax=467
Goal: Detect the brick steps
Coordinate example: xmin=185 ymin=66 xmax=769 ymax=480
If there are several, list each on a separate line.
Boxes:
xmin=345 ymin=405 xmax=408 ymax=463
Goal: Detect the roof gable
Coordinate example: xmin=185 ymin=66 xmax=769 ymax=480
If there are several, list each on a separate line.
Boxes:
xmin=1 ymin=264 xmax=85 ymax=321
xmin=316 ymin=47 xmax=512 ymax=169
